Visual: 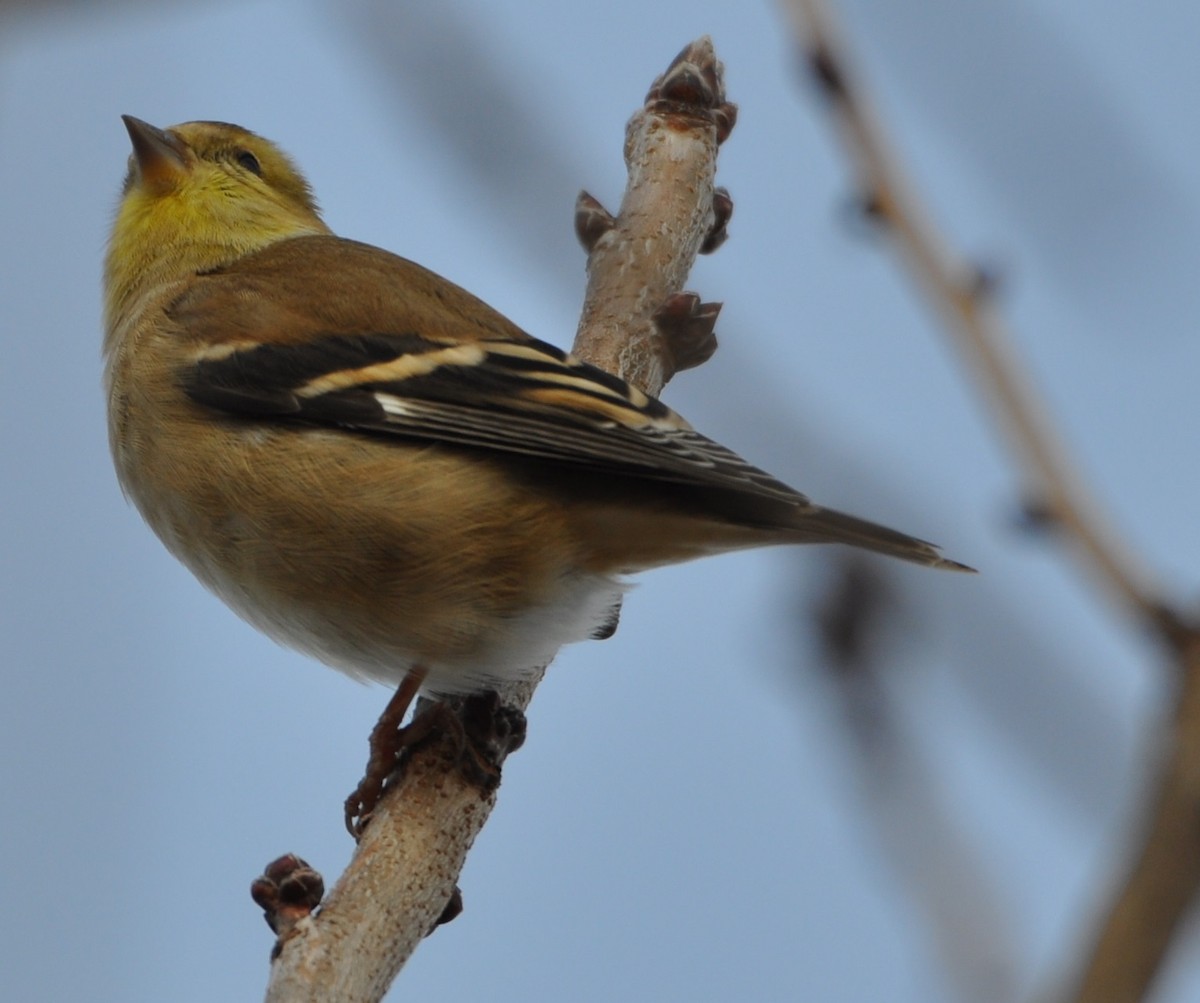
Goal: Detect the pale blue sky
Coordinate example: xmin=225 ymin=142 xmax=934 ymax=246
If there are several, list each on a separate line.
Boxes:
xmin=3 ymin=2 xmax=1199 ymax=1000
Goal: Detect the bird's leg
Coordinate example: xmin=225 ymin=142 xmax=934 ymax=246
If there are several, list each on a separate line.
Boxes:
xmin=344 ymin=675 xmax=530 ymax=837
xmin=344 ymin=666 xmax=428 ymax=836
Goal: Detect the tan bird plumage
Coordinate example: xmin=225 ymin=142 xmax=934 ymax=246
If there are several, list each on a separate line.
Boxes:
xmin=105 ymin=116 xmax=969 ymax=702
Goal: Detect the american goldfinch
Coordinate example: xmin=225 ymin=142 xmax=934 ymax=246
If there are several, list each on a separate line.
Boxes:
xmin=105 ymin=117 xmax=968 ymax=707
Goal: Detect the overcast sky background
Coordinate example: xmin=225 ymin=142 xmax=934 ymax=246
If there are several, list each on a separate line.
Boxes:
xmin=4 ymin=1 xmax=1200 ymax=1000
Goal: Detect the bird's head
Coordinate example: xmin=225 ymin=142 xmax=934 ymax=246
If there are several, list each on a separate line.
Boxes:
xmin=106 ymin=118 xmax=331 ymax=324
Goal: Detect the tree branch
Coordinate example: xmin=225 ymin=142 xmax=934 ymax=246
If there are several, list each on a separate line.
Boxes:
xmin=777 ymin=2 xmax=1200 ymax=1000
xmin=260 ymin=36 xmax=733 ymax=1002
xmin=781 ymin=0 xmax=1163 ymax=625
xmin=1068 ymin=628 xmax=1200 ymax=1003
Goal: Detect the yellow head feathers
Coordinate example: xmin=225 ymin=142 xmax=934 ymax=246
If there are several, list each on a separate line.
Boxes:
xmin=105 ymin=118 xmax=330 ymax=330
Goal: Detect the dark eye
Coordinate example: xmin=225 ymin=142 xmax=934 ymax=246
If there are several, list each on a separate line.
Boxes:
xmin=235 ymin=150 xmax=262 ymax=176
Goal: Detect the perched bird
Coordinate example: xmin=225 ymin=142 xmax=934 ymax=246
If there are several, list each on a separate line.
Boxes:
xmin=104 ymin=117 xmax=968 ymax=800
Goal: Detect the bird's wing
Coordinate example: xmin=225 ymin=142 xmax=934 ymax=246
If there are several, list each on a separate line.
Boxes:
xmin=170 ymin=236 xmax=806 ymax=508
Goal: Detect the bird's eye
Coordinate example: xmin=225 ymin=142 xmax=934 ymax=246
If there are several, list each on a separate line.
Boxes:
xmin=235 ymin=150 xmax=263 ymax=176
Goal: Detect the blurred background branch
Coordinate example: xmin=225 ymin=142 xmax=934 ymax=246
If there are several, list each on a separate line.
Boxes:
xmin=780 ymin=1 xmax=1200 ymax=1000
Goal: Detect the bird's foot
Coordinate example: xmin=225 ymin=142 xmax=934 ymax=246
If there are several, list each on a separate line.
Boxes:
xmin=344 ymin=685 xmax=527 ymax=837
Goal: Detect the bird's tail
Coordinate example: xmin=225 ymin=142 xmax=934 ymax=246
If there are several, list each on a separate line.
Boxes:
xmin=783 ymin=504 xmax=974 ymax=572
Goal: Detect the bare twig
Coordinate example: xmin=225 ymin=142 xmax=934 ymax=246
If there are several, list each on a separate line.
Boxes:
xmin=777 ymin=2 xmax=1200 ymax=1000
xmin=261 ymin=36 xmax=733 ymax=1002
xmin=574 ymin=38 xmax=735 ymax=390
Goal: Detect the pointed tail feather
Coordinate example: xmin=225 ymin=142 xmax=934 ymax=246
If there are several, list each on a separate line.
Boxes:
xmin=789 ymin=505 xmax=975 ymax=572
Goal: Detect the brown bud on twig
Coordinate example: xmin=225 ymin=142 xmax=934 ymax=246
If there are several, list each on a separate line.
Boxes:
xmin=654 ymin=293 xmax=720 ymax=375
xmin=812 ymin=557 xmax=891 ymax=676
xmin=713 ymin=102 xmax=738 ymax=145
xmin=251 ymin=854 xmax=325 ymax=955
xmin=1014 ymin=497 xmax=1061 ymax=535
xmin=574 ymin=191 xmax=616 ymax=253
xmin=644 ymin=37 xmax=738 ymax=145
xmin=806 ymin=43 xmax=849 ymax=103
xmin=965 ymin=261 xmax=1004 ymax=304
xmin=700 ymin=187 xmax=734 ymax=254
xmin=839 ymin=189 xmax=890 ymax=237
xmin=427 ymin=886 xmax=464 ymax=936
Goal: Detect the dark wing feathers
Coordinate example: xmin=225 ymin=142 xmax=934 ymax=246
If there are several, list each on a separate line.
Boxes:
xmin=182 ymin=331 xmax=809 ymax=508
xmin=171 ymin=237 xmax=971 ymax=571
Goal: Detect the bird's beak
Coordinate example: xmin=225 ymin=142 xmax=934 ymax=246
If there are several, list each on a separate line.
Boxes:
xmin=122 ymin=115 xmax=190 ymax=192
